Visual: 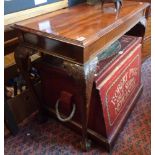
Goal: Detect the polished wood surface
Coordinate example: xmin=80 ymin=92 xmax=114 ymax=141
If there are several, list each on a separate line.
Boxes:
xmin=14 ymin=1 xmax=149 ymax=63
xmin=14 ymin=1 xmax=149 ymax=47
xmin=5 ymin=16 xmax=151 ymax=67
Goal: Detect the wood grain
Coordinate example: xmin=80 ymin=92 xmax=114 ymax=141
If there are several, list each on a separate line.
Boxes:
xmin=14 ymin=2 xmax=149 ymax=47
xmin=13 ymin=1 xmax=150 ymax=63
xmin=5 ymin=2 xmax=151 ymax=67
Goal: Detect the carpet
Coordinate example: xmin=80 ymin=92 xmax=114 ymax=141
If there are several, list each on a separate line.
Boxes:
xmin=4 ymin=57 xmax=151 ymax=155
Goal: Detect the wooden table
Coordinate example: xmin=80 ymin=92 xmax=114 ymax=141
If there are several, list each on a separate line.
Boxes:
xmin=13 ymin=1 xmax=149 ymax=151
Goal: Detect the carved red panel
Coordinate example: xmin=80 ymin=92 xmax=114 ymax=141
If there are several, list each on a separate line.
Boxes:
xmin=96 ymin=43 xmax=141 ymax=137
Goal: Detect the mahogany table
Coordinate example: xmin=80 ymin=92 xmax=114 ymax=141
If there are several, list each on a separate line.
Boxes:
xmin=13 ymin=1 xmax=149 ymax=151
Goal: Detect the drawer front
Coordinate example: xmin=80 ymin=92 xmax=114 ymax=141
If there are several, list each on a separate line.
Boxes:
xmin=97 ymin=44 xmax=141 ymax=136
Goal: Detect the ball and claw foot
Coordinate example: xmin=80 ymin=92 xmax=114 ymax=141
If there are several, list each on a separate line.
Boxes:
xmin=80 ymin=139 xmax=91 ymax=151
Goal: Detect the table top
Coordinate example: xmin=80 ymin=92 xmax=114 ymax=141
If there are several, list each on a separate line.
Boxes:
xmin=14 ymin=1 xmax=149 ymax=48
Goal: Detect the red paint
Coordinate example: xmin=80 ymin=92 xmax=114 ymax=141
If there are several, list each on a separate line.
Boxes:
xmin=97 ymin=44 xmax=141 ymax=137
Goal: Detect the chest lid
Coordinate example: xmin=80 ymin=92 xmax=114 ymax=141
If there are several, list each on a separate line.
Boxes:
xmin=95 ymin=35 xmax=141 ymax=79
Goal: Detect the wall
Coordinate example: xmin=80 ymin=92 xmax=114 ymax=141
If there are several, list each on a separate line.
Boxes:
xmin=5 ymin=0 xmax=86 ymax=15
xmin=4 ymin=0 xmax=59 ymax=15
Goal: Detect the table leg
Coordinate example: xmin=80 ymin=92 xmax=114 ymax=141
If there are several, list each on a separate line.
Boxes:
xmin=64 ymin=58 xmax=98 ymax=151
xmin=80 ymin=69 xmax=95 ymax=151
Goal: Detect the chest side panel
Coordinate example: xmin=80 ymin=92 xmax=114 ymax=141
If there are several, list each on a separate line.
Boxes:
xmin=97 ymin=44 xmax=141 ymax=137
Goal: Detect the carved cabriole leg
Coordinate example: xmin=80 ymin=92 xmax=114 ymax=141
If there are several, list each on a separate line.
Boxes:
xmin=64 ymin=57 xmax=98 ymax=151
xmin=14 ymin=44 xmax=44 ymax=119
